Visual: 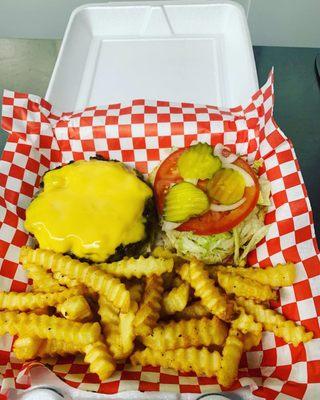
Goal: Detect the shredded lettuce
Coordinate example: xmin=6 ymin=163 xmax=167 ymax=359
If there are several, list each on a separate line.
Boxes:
xmin=164 ymin=207 xmax=269 ymax=265
xmin=165 ymin=230 xmax=234 ymax=264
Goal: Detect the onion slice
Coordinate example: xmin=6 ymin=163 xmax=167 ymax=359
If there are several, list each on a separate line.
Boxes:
xmin=162 ymin=220 xmax=182 ymax=231
xmin=210 ymin=197 xmax=246 ymax=212
xmin=214 ymin=143 xmax=238 ymax=164
xmin=223 ymin=163 xmax=254 ymax=187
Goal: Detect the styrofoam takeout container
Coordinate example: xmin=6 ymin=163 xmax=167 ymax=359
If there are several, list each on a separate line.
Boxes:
xmin=46 ymin=0 xmax=258 ymax=110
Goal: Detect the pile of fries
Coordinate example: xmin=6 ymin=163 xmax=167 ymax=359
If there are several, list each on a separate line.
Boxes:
xmin=0 ymin=246 xmax=313 ymax=387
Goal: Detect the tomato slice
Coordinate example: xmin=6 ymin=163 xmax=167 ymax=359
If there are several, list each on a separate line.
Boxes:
xmin=154 ymin=147 xmax=260 ymax=235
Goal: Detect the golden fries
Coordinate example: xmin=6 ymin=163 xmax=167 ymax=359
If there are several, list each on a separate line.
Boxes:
xmin=131 ymin=347 xmax=221 ymax=377
xmin=0 ymin=287 xmax=83 ymax=311
xmin=143 ymin=316 xmax=227 ymax=351
xmin=0 ymin=243 xmax=311 ymax=386
xmin=52 ymin=271 xmax=83 ymax=288
xmin=98 ymin=295 xmax=123 ymax=359
xmin=175 ymin=300 xmax=211 ymax=320
xmin=210 ymin=263 xmax=296 ymax=287
xmin=232 ymin=307 xmax=262 ymax=336
xmin=56 ymin=295 xmax=93 ymax=321
xmin=217 ymin=328 xmax=244 ymax=387
xmin=243 ymin=331 xmax=262 ymax=351
xmin=177 ymin=260 xmax=233 ymax=321
xmin=13 ymin=337 xmax=43 ymax=361
xmin=38 ymin=339 xmax=82 ymax=358
xmin=23 ymin=263 xmax=64 ymax=293
xmin=237 ymin=297 xmax=313 ymax=346
xmin=119 ymin=302 xmax=137 ymax=358
xmin=217 ymin=271 xmax=277 ymax=301
xmin=84 ymin=341 xmax=116 ymax=381
xmin=99 ymin=256 xmax=173 ymax=278
xmin=0 ymin=311 xmax=101 ymax=345
xmin=134 ymin=274 xmax=163 ymax=337
xmin=127 ymin=283 xmax=144 ymax=304
xmin=20 ymin=247 xmax=131 ymax=312
xmin=162 ymin=283 xmax=189 ymax=315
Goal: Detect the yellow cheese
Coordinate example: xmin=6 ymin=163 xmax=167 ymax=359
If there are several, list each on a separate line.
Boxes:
xmin=25 ymin=160 xmax=153 ymax=262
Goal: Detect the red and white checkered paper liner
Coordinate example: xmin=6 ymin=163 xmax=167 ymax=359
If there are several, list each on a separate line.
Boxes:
xmin=0 ymin=71 xmax=320 ymax=399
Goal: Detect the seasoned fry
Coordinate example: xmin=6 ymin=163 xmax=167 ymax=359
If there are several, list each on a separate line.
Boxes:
xmin=13 ymin=337 xmax=43 ymax=361
xmin=243 ymin=331 xmax=262 ymax=351
xmin=52 ymin=271 xmax=82 ymax=288
xmin=217 ymin=328 xmax=244 ymax=387
xmin=210 ymin=263 xmax=295 ymax=287
xmin=237 ymin=297 xmax=313 ymax=346
xmin=134 ymin=274 xmax=163 ymax=337
xmin=175 ymin=301 xmax=211 ymax=320
xmin=20 ymin=247 xmax=131 ymax=312
xmin=162 ymin=283 xmax=189 ymax=315
xmin=98 ymin=295 xmax=123 ymax=359
xmin=38 ymin=339 xmax=82 ymax=358
xmin=217 ymin=271 xmax=277 ymax=301
xmin=98 ymin=256 xmax=174 ymax=278
xmin=56 ymin=295 xmax=93 ymax=321
xmin=131 ymin=347 xmax=221 ymax=377
xmin=84 ymin=341 xmax=116 ymax=381
xmin=23 ymin=263 xmax=64 ymax=293
xmin=0 ymin=287 xmax=83 ymax=311
xmin=143 ymin=316 xmax=227 ymax=351
xmin=177 ymin=261 xmax=233 ymax=321
xmin=0 ymin=311 xmax=101 ymax=345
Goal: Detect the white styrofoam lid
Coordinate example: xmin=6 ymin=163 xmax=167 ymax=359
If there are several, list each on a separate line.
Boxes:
xmin=46 ymin=1 xmax=258 ymax=110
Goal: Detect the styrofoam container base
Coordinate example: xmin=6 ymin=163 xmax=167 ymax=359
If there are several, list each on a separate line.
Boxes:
xmin=46 ymin=1 xmax=258 ymax=111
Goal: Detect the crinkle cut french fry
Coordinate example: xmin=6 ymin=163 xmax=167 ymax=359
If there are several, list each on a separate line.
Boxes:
xmin=20 ymin=247 xmax=130 ymax=312
xmin=38 ymin=339 xmax=82 ymax=357
xmin=237 ymin=297 xmax=313 ymax=347
xmin=143 ymin=316 xmax=227 ymax=351
xmin=232 ymin=307 xmax=262 ymax=336
xmin=0 ymin=311 xmax=101 ymax=345
xmin=119 ymin=301 xmax=137 ymax=358
xmin=243 ymin=331 xmax=262 ymax=351
xmin=134 ymin=274 xmax=163 ymax=337
xmin=152 ymin=246 xmax=177 ymax=260
xmin=175 ymin=301 xmax=211 ymax=320
xmin=98 ymin=295 xmax=123 ymax=359
xmin=0 ymin=287 xmax=83 ymax=311
xmin=52 ymin=271 xmax=82 ymax=288
xmin=56 ymin=295 xmax=93 ymax=321
xmin=98 ymin=256 xmax=173 ymax=278
xmin=217 ymin=328 xmax=244 ymax=388
xmin=127 ymin=283 xmax=144 ymax=304
xmin=210 ymin=263 xmax=296 ymax=288
xmin=84 ymin=341 xmax=116 ymax=381
xmin=13 ymin=337 xmax=44 ymax=361
xmin=131 ymin=347 xmax=221 ymax=377
xmin=217 ymin=271 xmax=277 ymax=301
xmin=177 ymin=261 xmax=233 ymax=321
xmin=23 ymin=263 xmax=64 ymax=293
xmin=162 ymin=283 xmax=189 ymax=315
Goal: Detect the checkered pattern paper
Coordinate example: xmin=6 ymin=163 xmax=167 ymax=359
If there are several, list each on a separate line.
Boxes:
xmin=1 ymin=71 xmax=320 ymax=399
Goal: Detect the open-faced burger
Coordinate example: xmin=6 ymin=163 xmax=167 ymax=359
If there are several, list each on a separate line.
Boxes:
xmin=25 ymin=156 xmax=157 ymax=262
xmin=152 ymin=143 xmax=271 ymax=265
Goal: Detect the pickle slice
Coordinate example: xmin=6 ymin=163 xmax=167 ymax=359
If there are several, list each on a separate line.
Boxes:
xmin=164 ymin=182 xmax=209 ymax=222
xmin=207 ymin=168 xmax=245 ymax=205
xmin=178 ymin=143 xmax=221 ymax=180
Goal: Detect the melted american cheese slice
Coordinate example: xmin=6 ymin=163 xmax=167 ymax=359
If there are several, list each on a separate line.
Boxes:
xmin=25 ymin=160 xmax=153 ymax=262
